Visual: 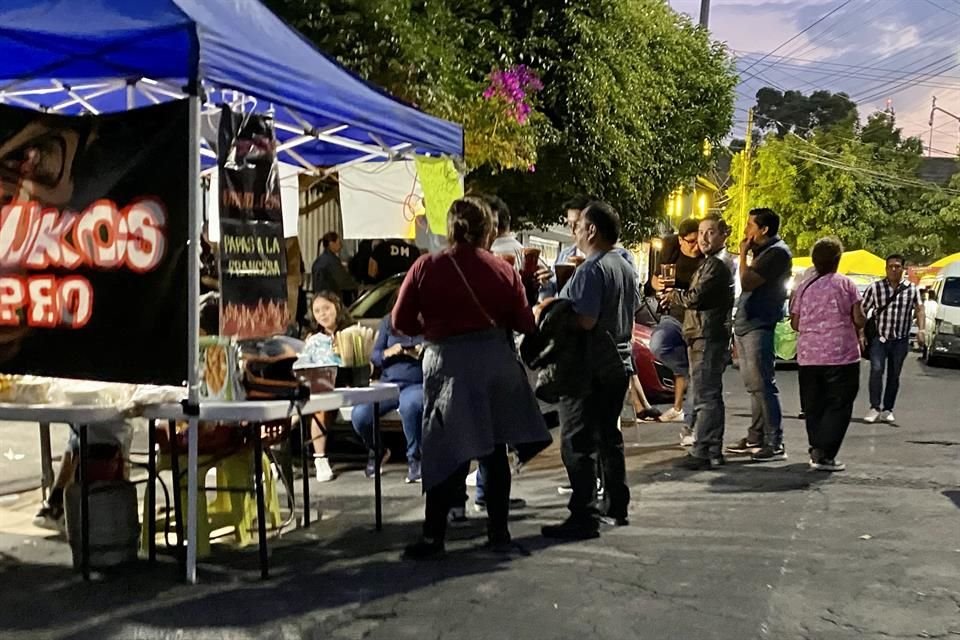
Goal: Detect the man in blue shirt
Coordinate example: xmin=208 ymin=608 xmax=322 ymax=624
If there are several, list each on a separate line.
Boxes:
xmin=541 ymin=201 xmax=640 ymax=540
xmin=728 ymin=208 xmax=793 ymax=462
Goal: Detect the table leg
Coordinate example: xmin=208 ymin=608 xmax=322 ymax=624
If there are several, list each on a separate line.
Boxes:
xmin=373 ymin=403 xmax=382 ymax=532
xmin=147 ymin=419 xmax=157 ymax=563
xmin=186 ymin=417 xmax=199 ymax=584
xmin=39 ymin=422 xmax=53 ymax=501
xmin=301 ymin=415 xmax=310 ymax=527
xmin=168 ymin=420 xmax=184 ymax=564
xmin=253 ymin=424 xmax=269 ymax=579
xmin=78 ymin=424 xmax=90 ymax=581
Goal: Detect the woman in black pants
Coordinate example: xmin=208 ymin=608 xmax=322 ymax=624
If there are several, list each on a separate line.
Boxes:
xmin=790 ymin=238 xmax=866 ymax=471
xmin=392 ymin=197 xmax=550 ymax=558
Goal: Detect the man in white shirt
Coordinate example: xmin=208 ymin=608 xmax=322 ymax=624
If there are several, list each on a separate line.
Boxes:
xmin=485 ymin=194 xmax=525 ymax=269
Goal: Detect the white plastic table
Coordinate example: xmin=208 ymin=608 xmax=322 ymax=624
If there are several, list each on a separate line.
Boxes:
xmin=0 ymin=403 xmax=127 ymax=581
xmin=142 ymin=384 xmax=400 ymax=583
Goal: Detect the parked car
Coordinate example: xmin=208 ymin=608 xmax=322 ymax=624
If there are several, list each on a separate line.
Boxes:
xmin=920 ymin=261 xmax=960 ymax=366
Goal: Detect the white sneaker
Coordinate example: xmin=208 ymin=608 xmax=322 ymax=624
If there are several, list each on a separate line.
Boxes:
xmin=680 ymin=432 xmax=695 ymax=447
xmin=314 ymin=456 xmax=335 ymax=482
xmin=661 ymin=407 xmax=685 ymax=423
xmin=863 ymin=408 xmax=881 ymax=424
xmin=466 ymin=468 xmax=478 ymax=487
xmin=810 ymin=459 xmax=846 ymax=472
xmin=880 ymin=411 xmax=896 ymax=424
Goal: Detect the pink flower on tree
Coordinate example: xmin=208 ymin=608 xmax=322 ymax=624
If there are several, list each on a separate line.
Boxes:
xmin=483 ymin=65 xmax=543 ymax=124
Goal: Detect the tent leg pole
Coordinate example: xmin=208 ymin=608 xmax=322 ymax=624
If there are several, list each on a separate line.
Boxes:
xmin=185 ymin=93 xmax=203 ymax=585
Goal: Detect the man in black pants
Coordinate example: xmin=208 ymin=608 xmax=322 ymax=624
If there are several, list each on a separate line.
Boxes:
xmin=542 ymin=201 xmax=640 ymax=540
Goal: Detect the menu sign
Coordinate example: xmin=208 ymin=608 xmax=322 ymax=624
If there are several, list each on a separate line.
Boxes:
xmin=0 ymin=101 xmax=189 ymax=384
xmin=217 ymin=107 xmax=288 ymax=339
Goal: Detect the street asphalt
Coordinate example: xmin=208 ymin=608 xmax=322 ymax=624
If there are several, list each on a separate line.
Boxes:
xmin=0 ymin=356 xmax=958 ymax=640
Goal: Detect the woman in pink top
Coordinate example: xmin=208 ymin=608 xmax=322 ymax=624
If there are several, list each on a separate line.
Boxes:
xmin=790 ymin=238 xmax=866 ymax=472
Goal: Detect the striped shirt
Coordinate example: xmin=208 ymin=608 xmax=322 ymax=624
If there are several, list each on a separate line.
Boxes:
xmin=862 ymin=279 xmax=920 ymax=341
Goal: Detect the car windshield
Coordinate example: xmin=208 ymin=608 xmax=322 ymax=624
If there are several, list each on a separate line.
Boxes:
xmin=942 ymin=277 xmax=960 ymax=307
xmin=350 ymin=277 xmax=403 ymax=319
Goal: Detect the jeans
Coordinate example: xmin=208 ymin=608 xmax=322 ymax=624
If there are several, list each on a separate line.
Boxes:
xmin=424 ymin=445 xmax=511 ymax=542
xmin=868 ymin=338 xmax=909 ymax=412
xmin=352 ymin=383 xmax=423 ymax=460
xmin=689 ymin=338 xmax=729 ymax=459
xmin=800 ymin=363 xmax=860 ymax=461
xmin=735 ymin=328 xmax=783 ymax=448
xmin=650 ymin=315 xmax=693 ymax=425
xmin=650 ymin=315 xmax=689 ymax=376
xmin=559 ymin=374 xmax=630 ymax=522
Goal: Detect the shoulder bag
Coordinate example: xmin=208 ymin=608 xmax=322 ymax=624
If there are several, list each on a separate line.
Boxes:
xmin=864 ymin=282 xmax=905 ymax=348
xmin=446 ymin=253 xmax=497 ymax=329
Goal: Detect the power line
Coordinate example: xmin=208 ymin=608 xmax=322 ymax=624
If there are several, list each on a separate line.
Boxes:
xmin=734 ymin=54 xmax=960 ymax=91
xmin=736 ymin=0 xmax=858 ymax=80
xmin=921 ymin=0 xmax=960 ymax=18
xmin=733 ymin=51 xmax=960 ymax=82
xmin=855 ymin=58 xmax=960 ymax=104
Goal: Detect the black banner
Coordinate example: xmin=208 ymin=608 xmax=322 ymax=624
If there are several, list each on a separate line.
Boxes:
xmin=0 ymin=101 xmax=189 ymax=385
xmin=217 ymin=107 xmax=288 ymax=339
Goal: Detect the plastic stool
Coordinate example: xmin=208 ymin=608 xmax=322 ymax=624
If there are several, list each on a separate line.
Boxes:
xmin=143 ymin=448 xmax=281 ymax=558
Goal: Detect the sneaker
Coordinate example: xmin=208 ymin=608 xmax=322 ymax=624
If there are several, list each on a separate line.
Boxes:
xmin=405 ymin=459 xmax=422 ymax=484
xmin=541 ymin=517 xmax=600 ymax=540
xmin=447 ymin=506 xmax=469 ymax=527
xmin=599 ymin=515 xmax=629 ymax=527
xmin=864 ymin=408 xmax=881 ymax=424
xmin=364 ymin=449 xmax=391 ymax=479
xmin=314 ymin=456 xmax=335 ymax=482
xmin=660 ymin=407 xmax=685 ymax=423
xmin=810 ymin=458 xmax=846 ymax=472
xmin=465 ymin=468 xmax=478 ymax=487
xmin=558 ymin=478 xmax=603 ymax=496
xmin=798 ymin=411 xmax=806 ymax=420
xmin=33 ymin=502 xmax=65 ymax=533
xmin=673 ymin=454 xmax=723 ymax=471
xmin=726 ymin=438 xmax=761 ymax=454
xmin=403 ymin=538 xmax=445 ymax=560
xmin=880 ymin=411 xmax=896 ymax=424
xmin=680 ymin=428 xmax=695 ymax=448
xmin=751 ymin=445 xmax=787 ymax=462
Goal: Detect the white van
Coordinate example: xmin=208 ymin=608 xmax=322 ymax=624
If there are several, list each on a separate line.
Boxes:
xmin=922 ymin=261 xmax=960 ymax=366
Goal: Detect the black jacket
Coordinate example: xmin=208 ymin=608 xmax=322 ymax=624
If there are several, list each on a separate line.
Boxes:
xmin=520 ymin=299 xmax=624 ymax=403
xmin=669 ymin=253 xmax=734 ymax=343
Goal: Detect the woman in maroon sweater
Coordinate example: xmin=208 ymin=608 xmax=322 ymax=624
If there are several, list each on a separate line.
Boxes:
xmin=393 ymin=196 xmax=549 ymax=559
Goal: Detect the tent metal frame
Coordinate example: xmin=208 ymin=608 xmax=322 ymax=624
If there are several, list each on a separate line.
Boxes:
xmin=0 ymin=77 xmax=415 ymax=172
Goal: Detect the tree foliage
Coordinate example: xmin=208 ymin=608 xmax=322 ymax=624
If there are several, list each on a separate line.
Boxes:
xmin=754 ymin=88 xmax=858 ymax=138
xmin=266 ymin=0 xmax=738 ymax=240
xmin=725 ymin=96 xmax=960 ymax=264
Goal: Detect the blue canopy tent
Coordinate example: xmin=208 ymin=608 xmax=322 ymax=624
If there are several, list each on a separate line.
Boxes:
xmin=0 ymin=0 xmax=463 ymax=583
xmin=0 ymin=0 xmax=463 ymax=167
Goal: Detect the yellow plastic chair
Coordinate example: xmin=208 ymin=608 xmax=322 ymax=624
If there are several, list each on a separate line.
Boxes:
xmin=143 ymin=447 xmax=281 ymax=558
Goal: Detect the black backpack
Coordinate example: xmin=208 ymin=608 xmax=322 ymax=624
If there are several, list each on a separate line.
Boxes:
xmin=240 ymin=336 xmax=310 ymax=401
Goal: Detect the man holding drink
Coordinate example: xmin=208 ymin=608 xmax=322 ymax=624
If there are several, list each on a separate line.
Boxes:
xmin=649 ymin=218 xmax=704 ymax=439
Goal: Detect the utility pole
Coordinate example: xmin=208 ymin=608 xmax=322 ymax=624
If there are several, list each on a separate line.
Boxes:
xmin=738 ymin=108 xmax=754 ymax=244
xmin=929 ymin=96 xmax=960 ymax=157
xmin=684 ymin=0 xmax=711 ymax=217
xmin=699 ymin=0 xmax=711 ymax=27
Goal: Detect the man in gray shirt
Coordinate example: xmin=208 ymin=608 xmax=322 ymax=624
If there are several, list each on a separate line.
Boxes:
xmin=542 ymin=200 xmax=640 ymax=540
